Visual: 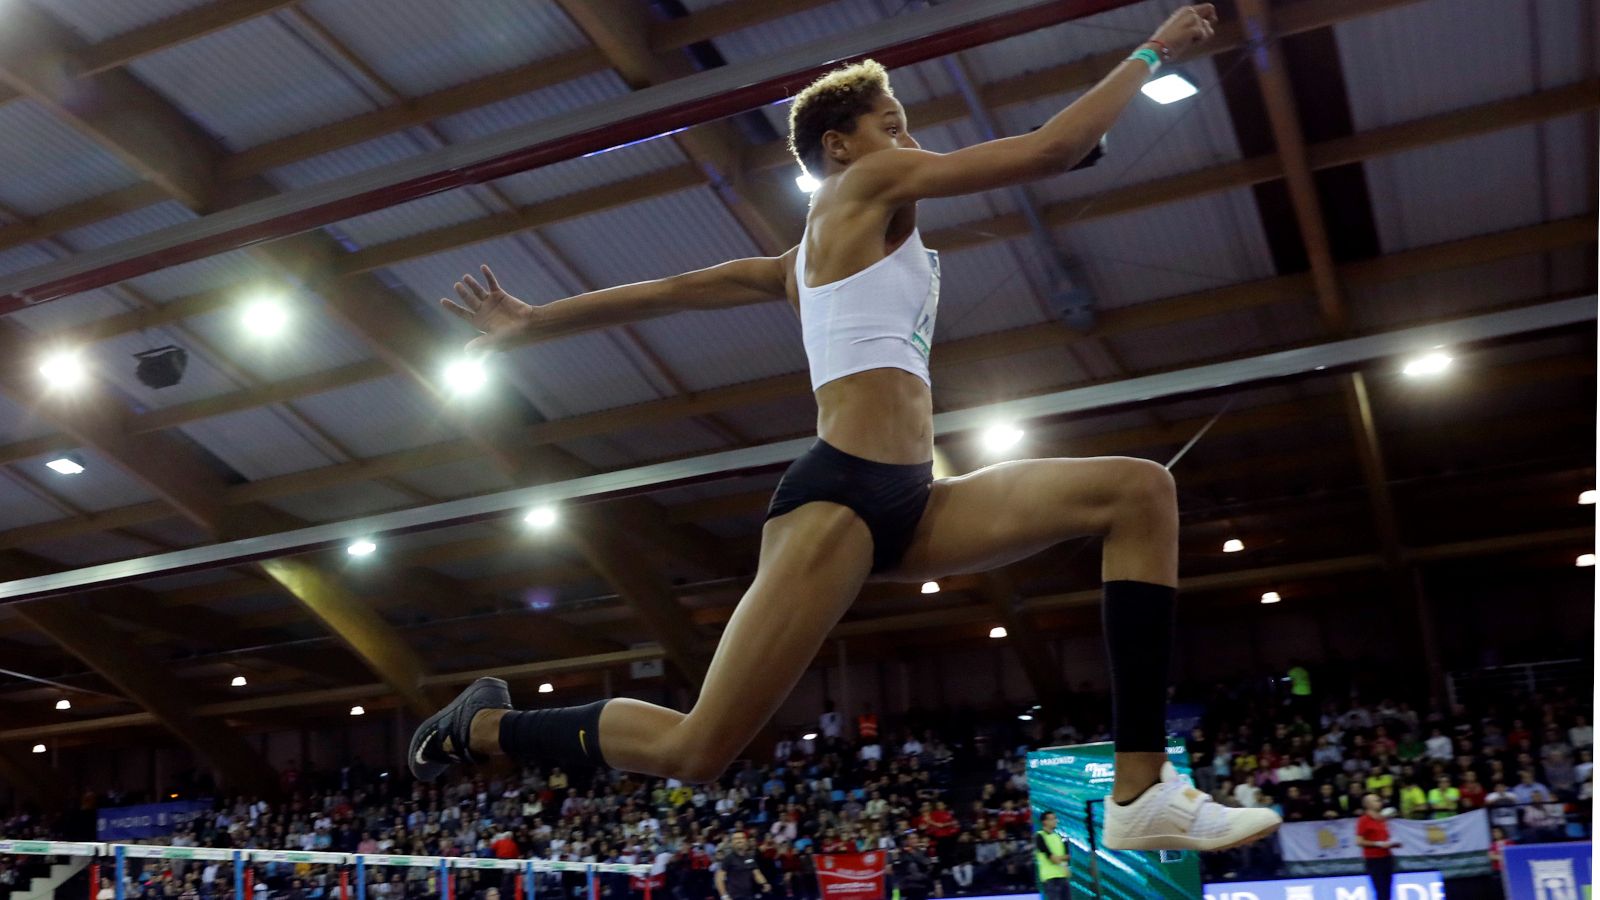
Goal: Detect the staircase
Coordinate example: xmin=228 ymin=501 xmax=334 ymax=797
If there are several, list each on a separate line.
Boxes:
xmin=13 ymin=859 xmax=89 ymax=900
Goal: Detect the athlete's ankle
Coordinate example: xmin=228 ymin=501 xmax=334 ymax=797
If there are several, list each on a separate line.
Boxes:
xmin=470 ymin=708 xmax=508 ymax=756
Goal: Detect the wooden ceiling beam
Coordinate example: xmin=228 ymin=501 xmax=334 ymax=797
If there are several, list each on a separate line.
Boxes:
xmin=16 ymin=598 xmax=278 ymax=792
xmin=0 ymin=5 xmax=220 ymax=208
xmin=257 ymin=558 xmax=446 ymax=718
xmin=0 ymin=0 xmax=1491 ymax=260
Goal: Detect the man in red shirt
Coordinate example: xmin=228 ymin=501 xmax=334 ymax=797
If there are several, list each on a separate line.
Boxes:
xmin=1354 ymin=794 xmax=1401 ymax=900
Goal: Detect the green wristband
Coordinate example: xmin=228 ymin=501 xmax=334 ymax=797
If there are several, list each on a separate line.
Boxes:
xmin=1128 ymin=47 xmax=1162 ymax=74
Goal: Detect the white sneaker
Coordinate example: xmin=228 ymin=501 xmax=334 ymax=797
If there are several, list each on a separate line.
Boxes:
xmin=1102 ymin=762 xmax=1282 ymax=852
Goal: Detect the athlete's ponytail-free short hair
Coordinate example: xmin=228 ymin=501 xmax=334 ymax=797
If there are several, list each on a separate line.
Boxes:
xmin=787 ymin=59 xmax=893 ymax=177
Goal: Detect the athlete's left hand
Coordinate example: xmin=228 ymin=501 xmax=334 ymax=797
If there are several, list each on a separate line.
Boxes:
xmin=440 ymin=264 xmax=545 ymax=353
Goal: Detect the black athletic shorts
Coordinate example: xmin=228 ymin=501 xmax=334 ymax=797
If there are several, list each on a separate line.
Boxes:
xmin=765 ymin=439 xmax=934 ymax=573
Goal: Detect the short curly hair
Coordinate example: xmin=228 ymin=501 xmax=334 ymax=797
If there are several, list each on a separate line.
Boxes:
xmin=786 ymin=59 xmax=894 ymax=178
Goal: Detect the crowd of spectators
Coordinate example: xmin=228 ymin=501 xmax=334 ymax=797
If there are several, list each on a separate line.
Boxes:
xmin=1 ymin=667 xmax=1591 ymax=899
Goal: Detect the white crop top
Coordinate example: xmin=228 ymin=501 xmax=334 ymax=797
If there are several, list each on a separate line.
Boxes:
xmin=796 ymin=224 xmax=942 ymax=391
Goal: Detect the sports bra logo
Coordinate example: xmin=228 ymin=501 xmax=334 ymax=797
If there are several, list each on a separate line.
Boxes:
xmin=910 ymin=250 xmax=940 ymax=359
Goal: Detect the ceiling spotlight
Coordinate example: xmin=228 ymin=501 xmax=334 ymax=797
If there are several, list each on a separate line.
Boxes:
xmin=538 ymin=682 xmax=554 ymax=694
xmin=1578 ymin=554 xmax=1596 ymax=568
xmin=795 ymin=173 xmax=820 ymax=193
xmin=443 ymin=358 xmax=488 ymax=395
xmin=241 ymin=297 xmax=289 ymax=337
xmin=231 ymin=676 xmax=248 ymax=687
xmin=55 ymin=699 xmax=71 ymax=711
xmin=346 ymin=540 xmax=376 ymax=557
xmin=1402 ymin=351 xmax=1452 ymax=378
xmin=802 ymin=732 xmax=818 ymax=741
xmin=981 ymin=423 xmax=1025 ymax=455
xmin=31 ymin=744 xmax=45 ymax=754
xmin=1222 ymin=538 xmax=1244 ymax=553
xmin=1141 ymin=71 xmax=1198 ymax=104
xmin=45 ymin=457 xmax=85 ymax=476
xmin=524 ymin=506 xmax=559 ymax=529
xmin=1580 ymin=490 xmax=1596 ymax=506
xmin=1261 ymin=591 xmax=1282 ymax=604
xmin=350 ymin=705 xmax=365 ymax=716
xmin=1018 ymin=714 xmax=1033 ymax=722
xmin=989 ymin=626 xmax=1008 ymax=639
xmin=921 ymin=581 xmax=940 ymax=595
xmin=38 ymin=351 xmax=86 ymax=389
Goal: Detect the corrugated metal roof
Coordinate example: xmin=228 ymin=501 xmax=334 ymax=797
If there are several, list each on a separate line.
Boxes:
xmin=558 ymin=417 xmax=729 ymax=470
xmin=382 ymin=234 xmax=571 ymax=314
xmin=699 ymin=0 xmax=878 ymax=64
xmin=499 ymin=330 xmax=667 ymax=419
xmin=269 ymin=132 xmax=426 ymax=191
xmin=0 ymin=472 xmax=71 ymax=531
xmin=264 ymin=480 xmax=416 ymax=523
xmin=1349 ymin=251 xmax=1581 ymax=333
xmin=695 ymin=394 xmax=817 ymax=445
xmin=432 ymin=70 xmax=635 ymax=142
xmin=489 ymin=138 xmax=689 ymax=208
xmin=391 ymin=457 xmax=517 ymax=500
xmin=1363 ymin=124 xmax=1547 ymax=253
xmin=178 ymin=292 xmax=377 ymax=385
xmin=57 ymin=201 xmax=200 ymax=250
xmin=1102 ymin=295 xmax=1323 ymax=372
xmin=23 ymin=531 xmax=167 ymax=568
xmin=541 ymin=186 xmax=762 ymax=286
xmin=299 ymin=0 xmax=591 ymax=97
xmin=1541 ymin=113 xmax=1599 ymax=222
xmin=287 ymin=375 xmax=460 ymax=459
xmin=28 ymin=0 xmax=216 ymax=42
xmin=121 ymin=516 xmax=211 ymax=552
xmin=1335 ymin=0 xmax=1586 ymax=131
xmin=932 ymin=239 xmax=1051 ymax=342
xmin=1054 ymin=187 xmax=1278 ymax=309
xmin=0 ymin=100 xmax=142 ymax=215
xmin=123 ymin=249 xmax=272 ymax=302
xmin=6 ymin=285 xmax=135 ymax=334
xmin=0 ymin=392 xmax=59 ymax=445
xmin=127 ymin=15 xmax=379 ymax=151
xmin=962 ymin=0 xmax=1171 ymax=83
xmin=324 ymin=191 xmax=495 ymax=248
xmin=627 ymin=301 xmax=807 ymax=393
xmin=1001 ymin=61 xmax=1246 ymax=207
xmin=933 ymin=343 xmax=1088 ymax=410
xmin=16 ymin=447 xmax=159 ymax=512
xmin=179 ymin=407 xmax=336 ymax=480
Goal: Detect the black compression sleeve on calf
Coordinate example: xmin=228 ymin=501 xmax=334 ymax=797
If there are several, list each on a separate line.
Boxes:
xmin=499 ymin=700 xmax=610 ymax=769
xmin=1102 ymin=580 xmax=1175 ymax=753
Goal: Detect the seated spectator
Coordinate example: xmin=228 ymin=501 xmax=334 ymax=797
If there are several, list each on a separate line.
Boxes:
xmin=1458 ymin=772 xmax=1487 ymax=811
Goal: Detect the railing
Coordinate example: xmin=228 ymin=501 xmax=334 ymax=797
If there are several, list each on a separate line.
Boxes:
xmin=0 ymin=841 xmax=652 ymax=900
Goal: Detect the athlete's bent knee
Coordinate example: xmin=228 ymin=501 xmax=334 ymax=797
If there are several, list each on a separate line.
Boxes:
xmin=1114 ymin=457 xmax=1176 ymax=512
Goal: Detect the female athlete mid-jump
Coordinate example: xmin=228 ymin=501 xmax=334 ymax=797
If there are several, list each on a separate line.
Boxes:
xmin=411 ymin=4 xmax=1279 ymax=852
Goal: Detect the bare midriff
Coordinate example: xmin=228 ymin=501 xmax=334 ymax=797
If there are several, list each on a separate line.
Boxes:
xmin=814 ymin=367 xmax=933 ymax=465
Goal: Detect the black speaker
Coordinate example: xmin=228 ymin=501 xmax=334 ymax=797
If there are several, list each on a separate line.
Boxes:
xmin=134 ymin=346 xmax=188 ymax=389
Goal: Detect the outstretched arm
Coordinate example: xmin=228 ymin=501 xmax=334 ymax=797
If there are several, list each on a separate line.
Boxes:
xmin=442 ymin=249 xmax=794 ymax=352
xmin=854 ymin=4 xmax=1217 ymax=204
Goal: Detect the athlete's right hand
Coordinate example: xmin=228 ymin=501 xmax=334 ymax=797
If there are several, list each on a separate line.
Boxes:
xmin=440 ymin=264 xmax=543 ymax=353
xmin=1148 ymin=4 xmax=1217 ymax=60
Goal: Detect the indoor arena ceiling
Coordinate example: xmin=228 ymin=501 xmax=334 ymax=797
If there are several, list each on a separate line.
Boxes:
xmin=0 ymin=0 xmax=1591 ymax=775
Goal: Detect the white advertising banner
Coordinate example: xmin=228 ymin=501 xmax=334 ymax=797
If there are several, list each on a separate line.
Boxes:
xmin=1278 ymin=810 xmax=1491 ymax=877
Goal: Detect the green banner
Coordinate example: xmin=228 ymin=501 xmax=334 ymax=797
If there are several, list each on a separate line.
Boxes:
xmin=1026 ymin=739 xmax=1201 ymax=900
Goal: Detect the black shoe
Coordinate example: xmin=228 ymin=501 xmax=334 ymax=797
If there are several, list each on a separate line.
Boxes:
xmin=408 ymin=677 xmax=512 ymax=782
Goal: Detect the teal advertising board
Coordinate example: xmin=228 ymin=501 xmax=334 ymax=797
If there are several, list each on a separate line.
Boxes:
xmin=1025 ymin=739 xmax=1202 ymax=900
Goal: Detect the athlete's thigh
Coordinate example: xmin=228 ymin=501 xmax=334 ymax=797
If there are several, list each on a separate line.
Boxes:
xmin=682 ymin=502 xmax=874 ymax=752
xmin=881 ymin=456 xmax=1141 ymax=582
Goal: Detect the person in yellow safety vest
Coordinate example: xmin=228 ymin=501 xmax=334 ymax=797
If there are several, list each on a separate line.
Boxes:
xmin=1427 ymin=774 xmax=1461 ymax=820
xmin=1034 ymin=810 xmax=1070 ymax=900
